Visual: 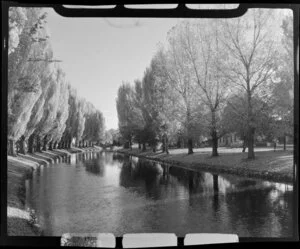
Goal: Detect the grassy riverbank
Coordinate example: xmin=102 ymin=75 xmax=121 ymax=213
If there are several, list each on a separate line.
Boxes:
xmin=117 ymin=146 xmax=294 ymax=184
xmin=7 ymin=146 xmax=101 ymax=236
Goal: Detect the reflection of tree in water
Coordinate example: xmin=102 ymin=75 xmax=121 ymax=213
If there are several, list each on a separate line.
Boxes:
xmin=235 ymin=179 xmax=258 ymax=188
xmin=224 ymin=184 xmax=293 ymax=236
xmin=112 ymin=153 xmax=129 ymax=163
xmin=118 ymin=160 xmax=136 ymax=188
xmin=102 ymin=152 xmax=114 ymax=165
xmin=85 ymin=159 xmax=105 ymax=176
xmin=169 ymin=167 xmax=207 ymax=194
xmin=119 ymin=158 xmax=168 ymax=199
xmin=212 ymin=174 xmax=220 ymax=214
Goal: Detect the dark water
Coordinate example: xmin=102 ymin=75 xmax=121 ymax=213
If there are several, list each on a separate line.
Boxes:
xmin=25 ymin=151 xmax=294 ymax=237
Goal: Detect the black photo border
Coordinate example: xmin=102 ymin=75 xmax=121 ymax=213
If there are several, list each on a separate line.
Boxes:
xmin=1 ymin=0 xmax=299 ymax=247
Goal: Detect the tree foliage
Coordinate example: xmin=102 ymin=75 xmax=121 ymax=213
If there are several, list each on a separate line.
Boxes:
xmin=116 ymin=9 xmax=293 ymax=157
xmin=8 ymin=8 xmax=106 ymax=155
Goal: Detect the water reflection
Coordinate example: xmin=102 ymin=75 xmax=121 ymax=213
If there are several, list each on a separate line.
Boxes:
xmin=26 ymin=152 xmax=294 ymax=237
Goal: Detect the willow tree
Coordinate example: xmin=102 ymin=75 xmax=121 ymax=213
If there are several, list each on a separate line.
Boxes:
xmin=8 ymin=8 xmax=50 ymax=156
xmin=81 ymin=102 xmax=95 ymax=147
xmin=23 ymin=62 xmax=56 ymax=154
xmin=8 ymin=7 xmax=27 ymax=55
xmin=116 ymin=83 xmax=142 ymax=149
xmin=25 ymin=66 xmax=63 ymax=152
xmin=76 ymin=98 xmax=87 ymax=147
xmin=49 ymin=71 xmax=70 ymax=149
xmin=83 ymin=110 xmax=105 ymax=146
xmin=221 ymin=9 xmax=277 ymax=159
xmin=61 ymin=86 xmax=80 ymax=149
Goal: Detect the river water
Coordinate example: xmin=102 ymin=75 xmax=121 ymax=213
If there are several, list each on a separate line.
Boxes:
xmin=25 ymin=151 xmax=294 ymax=237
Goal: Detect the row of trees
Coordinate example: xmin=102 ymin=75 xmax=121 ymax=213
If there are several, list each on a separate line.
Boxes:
xmin=116 ymin=9 xmax=293 ymax=159
xmin=8 ymin=8 xmax=105 ymax=156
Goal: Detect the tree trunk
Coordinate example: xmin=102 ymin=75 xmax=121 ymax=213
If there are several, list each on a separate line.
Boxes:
xmin=42 ymin=136 xmax=48 ymax=151
xmin=213 ymin=174 xmax=219 ymax=193
xmin=8 ymin=139 xmax=17 ymax=156
xmin=152 ymin=145 xmax=156 ymax=153
xmin=58 ymin=141 xmax=62 ymax=149
xmin=28 ymin=135 xmax=35 ymax=153
xmin=164 ymin=135 xmax=169 ymax=154
xmin=36 ymin=136 xmax=42 ymax=153
xmin=138 ymin=143 xmax=141 ymax=150
xmin=181 ymin=137 xmax=184 ymax=148
xmin=68 ymin=140 xmax=72 ymax=149
xmin=247 ymin=127 xmax=255 ymax=159
xmin=53 ymin=141 xmax=57 ymax=149
xmin=211 ymin=110 xmax=219 ymax=157
xmin=187 ymin=138 xmax=193 ymax=155
xmin=129 ymin=138 xmax=132 ymax=150
xmin=19 ymin=136 xmax=26 ymax=155
xmin=49 ymin=140 xmax=53 ymax=150
xmin=211 ymin=130 xmax=219 ymax=157
xmin=242 ymin=136 xmax=247 ymax=153
xmin=283 ymin=134 xmax=286 ymax=151
xmin=246 ymin=80 xmax=255 ymax=159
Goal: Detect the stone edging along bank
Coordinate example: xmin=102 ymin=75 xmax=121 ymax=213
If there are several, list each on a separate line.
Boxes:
xmin=116 ymin=150 xmax=294 ymax=184
xmin=7 ymin=147 xmax=101 ymax=236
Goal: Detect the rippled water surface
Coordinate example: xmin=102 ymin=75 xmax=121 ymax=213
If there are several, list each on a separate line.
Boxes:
xmin=26 ymin=151 xmax=294 ymax=237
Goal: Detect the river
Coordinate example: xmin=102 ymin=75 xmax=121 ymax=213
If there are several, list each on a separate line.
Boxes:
xmin=25 ymin=151 xmax=294 ymax=237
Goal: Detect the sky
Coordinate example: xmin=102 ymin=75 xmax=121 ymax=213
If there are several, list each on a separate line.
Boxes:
xmin=44 ymin=7 xmax=292 ymax=130
xmin=45 ymin=8 xmax=179 ymax=130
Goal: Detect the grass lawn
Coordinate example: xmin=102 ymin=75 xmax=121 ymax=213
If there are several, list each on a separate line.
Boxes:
xmin=118 ymin=146 xmax=294 ymax=183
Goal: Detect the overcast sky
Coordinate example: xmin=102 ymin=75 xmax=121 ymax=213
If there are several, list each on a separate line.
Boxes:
xmin=45 ymin=8 xmax=180 ymax=130
xmin=44 ymin=7 xmax=292 ymax=130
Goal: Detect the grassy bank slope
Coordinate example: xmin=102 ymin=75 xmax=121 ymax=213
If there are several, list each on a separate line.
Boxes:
xmin=117 ymin=147 xmax=294 ymax=183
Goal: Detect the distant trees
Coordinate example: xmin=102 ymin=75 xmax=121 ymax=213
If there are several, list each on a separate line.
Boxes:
xmin=103 ymin=129 xmax=121 ymax=146
xmin=116 ymin=83 xmax=140 ymax=149
xmin=8 ymin=8 xmax=105 ymax=156
xmin=116 ymin=9 xmax=293 ymax=158
xmin=82 ymin=104 xmax=105 ymax=147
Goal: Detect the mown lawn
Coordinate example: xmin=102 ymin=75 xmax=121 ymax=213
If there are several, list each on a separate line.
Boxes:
xmin=118 ymin=146 xmax=294 ymax=183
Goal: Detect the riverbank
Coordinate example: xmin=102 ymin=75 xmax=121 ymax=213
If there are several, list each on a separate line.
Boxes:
xmin=117 ymin=147 xmax=294 ymax=184
xmin=7 ymin=146 xmax=101 ymax=236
